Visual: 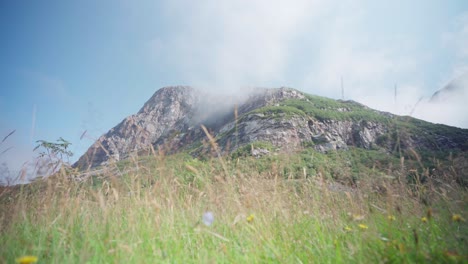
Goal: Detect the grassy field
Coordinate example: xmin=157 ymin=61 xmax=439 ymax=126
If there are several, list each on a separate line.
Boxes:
xmin=0 ymin=148 xmax=467 ymax=264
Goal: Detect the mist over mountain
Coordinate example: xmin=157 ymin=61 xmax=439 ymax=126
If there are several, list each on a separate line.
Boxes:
xmin=406 ymin=72 xmax=468 ymax=129
xmin=430 ymin=72 xmax=468 ymax=102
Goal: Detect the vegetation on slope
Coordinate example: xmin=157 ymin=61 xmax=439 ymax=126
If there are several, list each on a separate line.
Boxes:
xmin=236 ymin=90 xmax=468 ymax=168
xmin=1 ymin=147 xmax=467 ymax=263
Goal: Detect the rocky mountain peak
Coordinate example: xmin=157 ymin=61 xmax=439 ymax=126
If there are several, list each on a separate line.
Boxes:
xmin=138 ymin=85 xmax=196 ymax=114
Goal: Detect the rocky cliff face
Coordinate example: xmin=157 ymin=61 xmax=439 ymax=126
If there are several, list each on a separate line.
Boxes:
xmin=75 ymin=86 xmax=196 ymax=169
xmin=75 ymin=86 xmax=468 ymax=170
xmin=213 ymin=115 xmax=388 ymax=154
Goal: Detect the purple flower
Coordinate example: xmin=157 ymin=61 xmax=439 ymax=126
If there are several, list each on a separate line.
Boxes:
xmin=202 ymin=211 xmax=214 ymax=226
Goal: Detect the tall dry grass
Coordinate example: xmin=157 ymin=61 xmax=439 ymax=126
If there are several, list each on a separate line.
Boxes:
xmin=0 ymin=141 xmax=467 ymax=263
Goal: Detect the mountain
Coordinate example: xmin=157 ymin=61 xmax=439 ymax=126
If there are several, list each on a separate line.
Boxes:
xmin=74 ymin=86 xmax=468 ymax=170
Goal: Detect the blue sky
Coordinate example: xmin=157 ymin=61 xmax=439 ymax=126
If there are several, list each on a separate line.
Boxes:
xmin=1 ymin=0 xmax=467 ymax=182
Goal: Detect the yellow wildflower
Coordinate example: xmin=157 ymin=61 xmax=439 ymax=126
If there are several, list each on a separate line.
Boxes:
xmin=358 ymin=224 xmax=368 ymax=230
xmin=421 ymin=217 xmax=428 ymax=223
xmin=344 ymin=226 xmax=353 ymax=232
xmin=387 ymin=215 xmax=396 ymax=221
xmin=452 ymin=214 xmax=465 ymax=222
xmin=15 ymin=256 xmax=38 ymax=264
xmin=246 ymin=214 xmax=255 ymax=223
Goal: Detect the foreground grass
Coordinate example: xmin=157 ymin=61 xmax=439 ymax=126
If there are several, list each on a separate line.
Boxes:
xmin=0 ymin=153 xmax=467 ymax=263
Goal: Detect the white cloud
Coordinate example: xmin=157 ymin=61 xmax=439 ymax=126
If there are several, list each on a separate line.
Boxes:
xmin=309 ymin=44 xmax=417 ymax=99
xmin=414 ymin=94 xmax=468 ymax=129
xmin=156 ymin=0 xmax=333 ymax=90
xmin=302 ymin=1 xmax=421 ymax=113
